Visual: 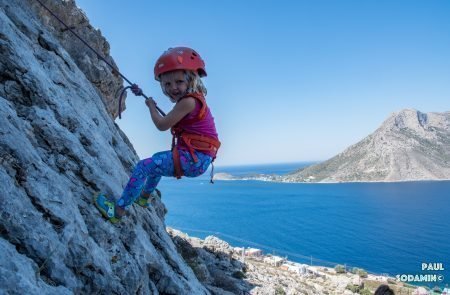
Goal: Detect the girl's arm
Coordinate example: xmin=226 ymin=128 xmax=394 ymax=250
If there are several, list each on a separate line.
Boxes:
xmin=147 ymin=97 xmax=196 ymax=131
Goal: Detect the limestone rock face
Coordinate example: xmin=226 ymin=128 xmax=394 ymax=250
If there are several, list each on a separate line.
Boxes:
xmin=0 ymin=0 xmax=207 ymax=293
xmin=29 ymin=0 xmax=125 ymax=118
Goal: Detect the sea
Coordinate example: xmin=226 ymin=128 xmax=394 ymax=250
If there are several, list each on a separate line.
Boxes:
xmin=158 ymin=162 xmax=450 ymax=287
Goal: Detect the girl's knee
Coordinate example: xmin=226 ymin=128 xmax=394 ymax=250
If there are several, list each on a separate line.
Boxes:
xmin=152 ymin=151 xmax=172 ymax=162
xmin=137 ymin=159 xmax=147 ymax=168
xmin=182 ymin=153 xmax=212 ymax=177
xmin=135 ymin=158 xmax=151 ymax=172
xmin=133 ymin=150 xmax=173 ymax=177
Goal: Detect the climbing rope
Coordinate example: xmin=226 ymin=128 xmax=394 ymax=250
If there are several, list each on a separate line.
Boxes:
xmin=34 ymin=0 xmax=166 ymax=118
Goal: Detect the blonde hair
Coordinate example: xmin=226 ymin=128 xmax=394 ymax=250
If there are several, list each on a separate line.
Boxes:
xmin=160 ymin=70 xmax=207 ymax=97
xmin=184 ymin=70 xmax=207 ymax=96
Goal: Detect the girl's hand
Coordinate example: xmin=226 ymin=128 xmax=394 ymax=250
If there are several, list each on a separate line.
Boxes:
xmin=145 ymin=98 xmax=156 ymax=109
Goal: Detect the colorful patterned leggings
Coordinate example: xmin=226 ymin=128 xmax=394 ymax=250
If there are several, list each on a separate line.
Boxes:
xmin=116 ymin=149 xmax=212 ymax=209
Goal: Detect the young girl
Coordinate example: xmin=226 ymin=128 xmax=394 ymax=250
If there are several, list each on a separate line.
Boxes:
xmin=94 ymin=47 xmax=220 ymax=223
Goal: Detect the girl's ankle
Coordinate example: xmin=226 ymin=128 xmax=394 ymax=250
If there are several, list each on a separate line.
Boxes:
xmin=140 ymin=191 xmax=151 ymax=200
xmin=115 ymin=206 xmax=126 ymax=218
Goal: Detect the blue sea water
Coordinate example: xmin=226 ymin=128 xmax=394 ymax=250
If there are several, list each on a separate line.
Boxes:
xmin=158 ymin=163 xmax=450 ymax=287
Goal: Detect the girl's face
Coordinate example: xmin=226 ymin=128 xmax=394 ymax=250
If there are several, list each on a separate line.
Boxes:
xmin=160 ymin=70 xmax=189 ymax=103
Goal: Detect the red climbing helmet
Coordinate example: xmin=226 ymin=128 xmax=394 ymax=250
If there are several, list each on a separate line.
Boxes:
xmin=154 ymin=47 xmax=207 ymax=81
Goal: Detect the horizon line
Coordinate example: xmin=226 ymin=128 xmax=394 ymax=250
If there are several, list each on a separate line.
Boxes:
xmin=215 ymin=160 xmax=321 ymax=168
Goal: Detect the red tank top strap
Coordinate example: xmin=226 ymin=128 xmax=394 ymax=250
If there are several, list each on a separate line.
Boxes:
xmin=177 ymin=92 xmax=207 ymax=123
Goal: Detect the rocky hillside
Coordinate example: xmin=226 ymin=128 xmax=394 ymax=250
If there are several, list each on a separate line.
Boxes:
xmin=0 ymin=0 xmax=208 ymax=293
xmin=168 ymin=229 xmax=421 ymax=295
xmin=283 ymin=109 xmax=450 ymax=182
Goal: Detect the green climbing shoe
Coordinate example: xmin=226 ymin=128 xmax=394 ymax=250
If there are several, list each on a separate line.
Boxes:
xmin=93 ymin=194 xmax=122 ymax=224
xmin=134 ymin=189 xmax=162 ymax=208
xmin=135 ymin=192 xmax=150 ymax=208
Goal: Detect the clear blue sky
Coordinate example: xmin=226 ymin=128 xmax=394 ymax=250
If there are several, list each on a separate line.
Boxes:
xmin=76 ymin=0 xmax=450 ymax=166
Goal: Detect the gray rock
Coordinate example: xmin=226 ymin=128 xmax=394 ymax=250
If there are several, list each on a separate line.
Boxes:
xmin=0 ymin=0 xmax=207 ymax=294
xmin=27 ymin=0 xmax=126 ymax=119
xmin=167 ymin=228 xmax=251 ymax=294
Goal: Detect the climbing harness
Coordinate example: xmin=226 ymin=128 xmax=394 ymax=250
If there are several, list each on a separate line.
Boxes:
xmin=33 ymin=0 xmax=166 ymax=118
xmin=170 ymin=93 xmax=221 ymax=183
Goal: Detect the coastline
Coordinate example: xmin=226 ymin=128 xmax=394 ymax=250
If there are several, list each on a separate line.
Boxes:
xmin=167 ymin=227 xmax=424 ymax=295
xmin=213 ymin=172 xmax=450 ymax=184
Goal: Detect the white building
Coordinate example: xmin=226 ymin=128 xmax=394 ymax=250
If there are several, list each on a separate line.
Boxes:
xmin=245 ymin=248 xmax=263 ymax=257
xmin=264 ymin=255 xmax=285 ymax=267
xmin=287 ymin=264 xmax=307 ymax=275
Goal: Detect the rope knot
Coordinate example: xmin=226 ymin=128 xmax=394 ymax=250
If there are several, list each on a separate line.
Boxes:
xmin=131 ymin=84 xmax=143 ymax=96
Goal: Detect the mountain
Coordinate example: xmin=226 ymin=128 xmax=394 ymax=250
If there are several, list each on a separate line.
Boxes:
xmin=282 ymin=109 xmax=450 ymax=182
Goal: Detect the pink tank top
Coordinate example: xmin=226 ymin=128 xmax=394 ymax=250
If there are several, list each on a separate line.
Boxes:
xmin=175 ymin=98 xmax=219 ymax=157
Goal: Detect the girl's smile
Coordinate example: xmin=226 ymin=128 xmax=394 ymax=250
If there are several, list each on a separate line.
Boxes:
xmin=160 ymin=70 xmax=189 ymax=102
